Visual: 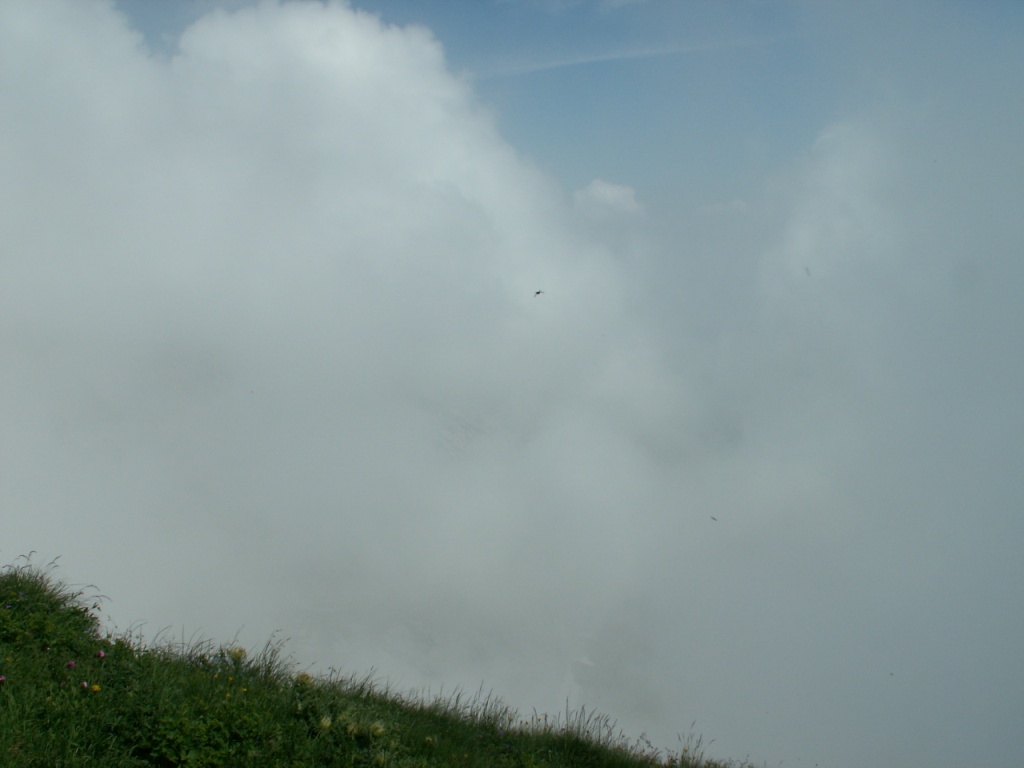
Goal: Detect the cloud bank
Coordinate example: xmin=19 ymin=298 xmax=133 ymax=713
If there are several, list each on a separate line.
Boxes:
xmin=2 ymin=0 xmax=650 ymax=712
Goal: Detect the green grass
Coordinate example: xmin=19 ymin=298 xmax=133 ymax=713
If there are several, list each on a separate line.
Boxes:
xmin=0 ymin=556 xmax=753 ymax=768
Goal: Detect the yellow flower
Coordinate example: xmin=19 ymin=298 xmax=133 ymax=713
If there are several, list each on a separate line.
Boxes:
xmin=90 ymin=684 xmax=101 ymax=692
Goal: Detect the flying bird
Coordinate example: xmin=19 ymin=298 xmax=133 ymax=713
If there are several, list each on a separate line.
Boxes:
xmin=534 ymin=290 xmax=544 ymax=297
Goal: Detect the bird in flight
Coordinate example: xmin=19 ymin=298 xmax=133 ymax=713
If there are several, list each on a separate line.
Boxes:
xmin=534 ymin=290 xmax=544 ymax=297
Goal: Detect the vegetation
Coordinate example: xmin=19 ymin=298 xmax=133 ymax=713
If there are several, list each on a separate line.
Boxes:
xmin=0 ymin=556 xmax=751 ymax=768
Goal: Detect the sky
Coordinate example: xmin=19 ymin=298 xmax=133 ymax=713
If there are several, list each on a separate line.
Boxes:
xmin=2 ymin=1 xmax=1023 ymax=766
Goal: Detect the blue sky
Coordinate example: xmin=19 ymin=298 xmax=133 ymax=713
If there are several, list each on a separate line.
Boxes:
xmin=5 ymin=2 xmax=1024 ymax=767
xmin=122 ymin=0 xmax=838 ymax=204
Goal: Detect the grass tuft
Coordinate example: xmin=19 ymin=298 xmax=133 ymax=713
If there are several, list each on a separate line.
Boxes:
xmin=0 ymin=556 xmax=756 ymax=768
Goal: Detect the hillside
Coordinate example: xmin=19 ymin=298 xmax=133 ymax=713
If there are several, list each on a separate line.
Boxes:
xmin=0 ymin=558 xmax=750 ymax=768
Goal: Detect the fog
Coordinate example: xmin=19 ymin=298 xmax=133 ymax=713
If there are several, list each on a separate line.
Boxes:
xmin=2 ymin=2 xmax=1022 ymax=766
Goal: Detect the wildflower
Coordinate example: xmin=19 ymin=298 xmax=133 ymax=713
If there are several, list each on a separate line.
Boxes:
xmin=370 ymin=722 xmax=386 ymax=738
xmin=65 ymin=660 xmax=77 ymax=669
xmin=0 ymin=675 xmax=6 ymax=686
xmin=96 ymin=650 xmax=106 ymax=659
xmin=80 ymin=680 xmax=89 ymax=689
xmin=229 ymin=647 xmax=246 ymax=663
xmin=91 ymin=684 xmax=101 ymax=692
xmin=320 ymin=715 xmax=333 ymax=731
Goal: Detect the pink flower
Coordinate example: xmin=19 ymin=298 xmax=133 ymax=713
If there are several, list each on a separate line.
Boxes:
xmin=65 ymin=660 xmax=77 ymax=669
xmin=0 ymin=675 xmax=7 ymax=685
xmin=96 ymin=650 xmax=106 ymax=659
xmin=80 ymin=680 xmax=89 ymax=689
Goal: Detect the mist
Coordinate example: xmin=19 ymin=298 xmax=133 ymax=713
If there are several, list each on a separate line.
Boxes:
xmin=3 ymin=2 xmax=1023 ymax=767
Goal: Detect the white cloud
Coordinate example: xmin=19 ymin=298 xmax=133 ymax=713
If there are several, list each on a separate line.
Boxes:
xmin=574 ymin=178 xmax=643 ymax=216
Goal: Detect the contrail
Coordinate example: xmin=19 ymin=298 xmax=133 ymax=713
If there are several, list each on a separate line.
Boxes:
xmin=475 ymin=36 xmax=784 ymax=80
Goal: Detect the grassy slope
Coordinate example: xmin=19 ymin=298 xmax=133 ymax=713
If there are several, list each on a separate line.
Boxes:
xmin=0 ymin=558 xmax=750 ymax=768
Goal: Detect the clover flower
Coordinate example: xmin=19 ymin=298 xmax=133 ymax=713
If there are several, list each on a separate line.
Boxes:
xmin=65 ymin=660 xmax=77 ymax=669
